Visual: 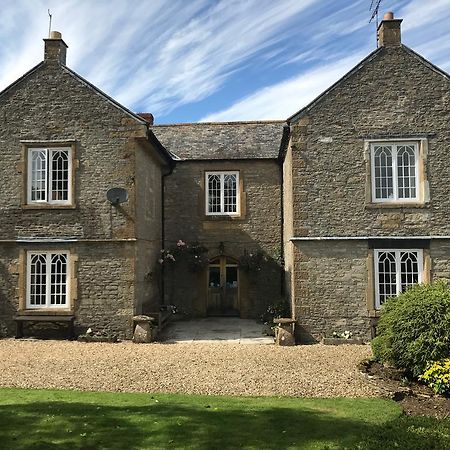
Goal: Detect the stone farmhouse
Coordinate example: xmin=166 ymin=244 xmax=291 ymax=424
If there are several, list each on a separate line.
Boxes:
xmin=0 ymin=13 xmax=449 ymax=342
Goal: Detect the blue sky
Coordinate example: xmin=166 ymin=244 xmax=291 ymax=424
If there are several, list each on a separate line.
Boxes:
xmin=1 ymin=0 xmax=450 ymax=123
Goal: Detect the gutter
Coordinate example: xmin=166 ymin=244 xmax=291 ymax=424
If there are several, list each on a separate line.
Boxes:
xmin=2 ymin=238 xmax=137 ymax=243
xmin=290 ymin=236 xmax=450 ymax=241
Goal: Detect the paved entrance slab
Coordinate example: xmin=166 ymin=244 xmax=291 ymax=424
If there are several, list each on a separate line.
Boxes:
xmin=160 ymin=317 xmax=274 ymax=344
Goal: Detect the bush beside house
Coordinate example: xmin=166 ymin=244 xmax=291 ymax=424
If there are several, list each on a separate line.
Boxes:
xmin=372 ymin=280 xmax=450 ymax=386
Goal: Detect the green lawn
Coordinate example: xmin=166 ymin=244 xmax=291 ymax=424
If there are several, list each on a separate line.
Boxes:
xmin=0 ymin=388 xmax=448 ymax=449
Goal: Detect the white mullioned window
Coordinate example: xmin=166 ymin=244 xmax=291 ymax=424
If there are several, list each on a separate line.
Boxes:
xmin=28 ymin=147 xmax=72 ymax=204
xmin=374 ymin=249 xmax=423 ymax=309
xmin=206 ymin=171 xmax=240 ymax=215
xmin=370 ymin=142 xmax=419 ymax=202
xmin=26 ymin=251 xmax=70 ymax=309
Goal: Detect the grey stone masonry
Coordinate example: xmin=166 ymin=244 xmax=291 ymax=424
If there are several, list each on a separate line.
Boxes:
xmin=288 ymin=45 xmax=450 ymax=239
xmin=163 ymin=159 xmax=282 ymax=319
xmin=0 ymin=38 xmax=167 ymax=339
xmin=285 ymin=31 xmax=450 ymax=341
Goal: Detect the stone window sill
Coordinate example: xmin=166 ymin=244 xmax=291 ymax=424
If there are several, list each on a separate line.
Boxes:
xmin=21 ymin=204 xmax=77 ymax=210
xmin=365 ymin=202 xmax=429 ymax=210
xmin=203 ymin=215 xmax=245 ymax=222
xmin=17 ymin=309 xmax=74 ymax=316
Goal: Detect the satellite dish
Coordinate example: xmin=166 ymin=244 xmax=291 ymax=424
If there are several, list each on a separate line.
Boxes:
xmin=106 ymin=187 xmax=128 ymax=205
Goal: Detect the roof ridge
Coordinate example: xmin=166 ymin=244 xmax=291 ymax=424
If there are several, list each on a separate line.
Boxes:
xmin=152 ymin=120 xmax=286 ymax=127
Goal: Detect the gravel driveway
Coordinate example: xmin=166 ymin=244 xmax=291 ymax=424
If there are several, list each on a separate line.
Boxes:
xmin=0 ymin=340 xmax=380 ymax=397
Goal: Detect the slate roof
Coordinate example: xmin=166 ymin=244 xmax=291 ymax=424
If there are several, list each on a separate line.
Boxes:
xmin=152 ymin=121 xmax=287 ymax=160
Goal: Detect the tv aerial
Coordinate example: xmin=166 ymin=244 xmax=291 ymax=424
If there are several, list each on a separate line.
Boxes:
xmin=369 ymin=0 xmax=384 ymax=46
xmin=369 ymin=0 xmax=383 ymax=26
xmin=106 ymin=187 xmax=128 ymax=206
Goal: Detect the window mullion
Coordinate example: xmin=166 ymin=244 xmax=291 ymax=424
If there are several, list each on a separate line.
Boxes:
xmin=46 ymin=252 xmax=51 ymax=308
xmin=44 ymin=149 xmax=48 ymax=203
xmin=48 ymin=149 xmax=52 ymax=204
xmin=392 ymin=145 xmax=398 ymax=201
xmin=370 ymin=145 xmax=376 ymax=201
xmin=395 ymin=250 xmax=402 ymax=296
xmin=414 ymin=144 xmax=419 ymax=200
xmin=374 ymin=251 xmax=380 ymax=308
xmin=220 ymin=174 xmax=225 ymax=214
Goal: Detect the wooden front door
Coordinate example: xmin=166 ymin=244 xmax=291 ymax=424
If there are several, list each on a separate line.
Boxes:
xmin=207 ymin=256 xmax=239 ymax=316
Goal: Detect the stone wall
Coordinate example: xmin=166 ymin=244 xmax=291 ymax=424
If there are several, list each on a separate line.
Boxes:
xmin=0 ymin=61 xmax=148 ymax=241
xmin=293 ymin=241 xmax=370 ymax=342
xmin=289 ymin=46 xmax=450 ymax=238
xmin=135 ymin=143 xmax=165 ymax=315
xmin=163 ymin=160 xmax=282 ymax=319
xmin=0 ymin=57 xmax=164 ymax=337
xmin=0 ymin=245 xmax=19 ymax=336
xmin=0 ymin=242 xmax=136 ymax=339
xmin=430 ymin=241 xmax=450 ymax=279
xmin=75 ymin=242 xmax=136 ymax=339
xmin=285 ymin=45 xmax=450 ymax=341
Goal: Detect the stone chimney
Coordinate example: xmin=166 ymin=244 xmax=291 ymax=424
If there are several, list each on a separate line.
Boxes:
xmin=377 ymin=12 xmax=403 ymax=47
xmin=44 ymin=31 xmax=68 ymax=64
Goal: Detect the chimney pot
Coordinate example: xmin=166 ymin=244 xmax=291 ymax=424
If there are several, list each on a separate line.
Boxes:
xmin=49 ymin=30 xmax=62 ymax=39
xmin=44 ymin=30 xmax=68 ymax=65
xmin=377 ymin=12 xmax=402 ymax=48
xmin=137 ymin=113 xmax=154 ymax=125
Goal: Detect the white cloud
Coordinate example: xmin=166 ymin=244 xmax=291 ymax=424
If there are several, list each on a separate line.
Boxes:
xmin=399 ymin=0 xmax=450 ymax=31
xmin=199 ymin=51 xmax=368 ymax=122
xmin=200 ymin=0 xmax=450 ymax=122
xmin=1 ymin=0 xmax=449 ymax=121
xmin=0 ymin=0 xmax=320 ymax=117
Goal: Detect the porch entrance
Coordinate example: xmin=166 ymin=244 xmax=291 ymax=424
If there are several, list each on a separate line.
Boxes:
xmin=207 ymin=256 xmax=239 ymax=316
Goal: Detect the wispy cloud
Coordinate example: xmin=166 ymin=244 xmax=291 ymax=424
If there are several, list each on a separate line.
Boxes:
xmin=199 ymin=51 xmax=367 ymax=122
xmin=200 ymin=0 xmax=450 ymax=122
xmin=1 ymin=0 xmax=449 ymax=122
xmin=0 ymin=0 xmax=319 ymax=117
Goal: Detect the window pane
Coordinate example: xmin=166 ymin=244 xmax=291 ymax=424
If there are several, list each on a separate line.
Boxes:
xmin=51 ymin=150 xmax=69 ymax=201
xmin=30 ymin=254 xmax=47 ymax=306
xmin=30 ymin=150 xmax=47 ymax=202
xmin=223 ymin=174 xmax=237 ymax=213
xmin=397 ymin=146 xmax=416 ymax=199
xmin=400 ymin=251 xmax=419 ymax=292
xmin=208 ymin=174 xmax=221 ymax=213
xmin=209 ymin=266 xmax=220 ymax=287
xmin=377 ymin=251 xmax=396 ymax=305
xmin=50 ymin=254 xmax=68 ymax=305
xmin=226 ymin=266 xmax=238 ymax=288
xmin=374 ymin=146 xmax=393 ymax=200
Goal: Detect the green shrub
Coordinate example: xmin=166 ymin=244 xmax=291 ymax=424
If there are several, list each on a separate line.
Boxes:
xmin=419 ymin=358 xmax=450 ymax=395
xmin=260 ymin=300 xmax=290 ymax=324
xmin=371 ymin=280 xmax=450 ymax=377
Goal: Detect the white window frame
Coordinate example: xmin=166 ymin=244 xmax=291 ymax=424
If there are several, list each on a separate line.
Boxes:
xmin=205 ymin=171 xmax=240 ymax=216
xmin=26 ymin=251 xmax=70 ymax=309
xmin=374 ymin=249 xmax=423 ymax=309
xmin=370 ymin=141 xmax=419 ymax=203
xmin=27 ymin=147 xmax=73 ymax=205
